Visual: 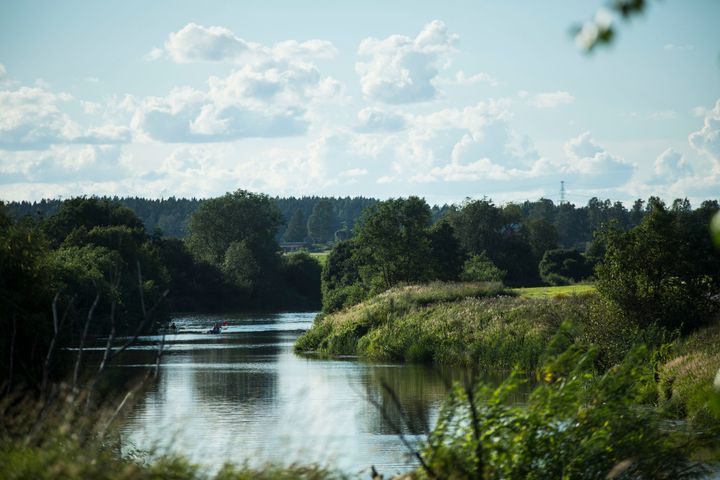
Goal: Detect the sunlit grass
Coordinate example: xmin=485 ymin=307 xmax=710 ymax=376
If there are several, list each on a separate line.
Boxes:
xmin=308 ymin=251 xmax=329 ymax=267
xmin=296 ymin=282 xmax=591 ymax=370
xmin=514 ymin=284 xmax=596 ymax=299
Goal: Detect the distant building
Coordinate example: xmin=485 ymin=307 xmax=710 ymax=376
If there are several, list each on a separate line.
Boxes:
xmin=280 ymin=242 xmax=312 ymax=253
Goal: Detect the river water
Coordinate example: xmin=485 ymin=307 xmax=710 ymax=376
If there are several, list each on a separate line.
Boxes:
xmin=110 ymin=312 xmax=466 ymax=477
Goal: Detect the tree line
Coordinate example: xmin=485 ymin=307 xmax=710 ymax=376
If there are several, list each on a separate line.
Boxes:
xmin=321 ymin=196 xmax=720 ymax=315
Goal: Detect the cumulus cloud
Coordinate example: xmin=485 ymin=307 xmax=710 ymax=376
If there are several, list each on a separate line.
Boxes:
xmin=130 ymin=59 xmax=343 ymax=142
xmin=155 ymin=23 xmax=338 ymax=64
xmin=531 ymin=91 xmax=574 ymax=109
xmin=355 ymin=108 xmax=406 ymax=133
xmin=130 ymin=24 xmax=344 ymax=142
xmin=652 ymin=148 xmax=692 ymax=183
xmin=436 ymin=70 xmax=498 ymax=87
xmin=0 ymin=85 xmax=130 ymax=149
xmin=560 ymin=132 xmax=634 ymax=186
xmin=689 ymin=99 xmax=720 ymax=168
xmin=355 ymin=20 xmax=458 ymax=104
xmin=0 ymin=145 xmax=129 ymax=184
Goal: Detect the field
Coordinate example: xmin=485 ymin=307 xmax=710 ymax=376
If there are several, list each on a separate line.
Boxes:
xmin=308 ymin=251 xmax=329 ymax=267
xmin=514 ymin=284 xmax=596 ymax=298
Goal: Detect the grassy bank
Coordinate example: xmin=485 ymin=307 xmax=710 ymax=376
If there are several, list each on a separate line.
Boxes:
xmin=514 ymin=284 xmax=596 ymax=299
xmin=296 ymin=282 xmax=593 ymax=370
xmin=658 ymin=321 xmax=720 ymax=429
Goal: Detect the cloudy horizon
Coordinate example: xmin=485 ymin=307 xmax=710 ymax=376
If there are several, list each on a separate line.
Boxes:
xmin=1 ymin=1 xmax=718 ymax=206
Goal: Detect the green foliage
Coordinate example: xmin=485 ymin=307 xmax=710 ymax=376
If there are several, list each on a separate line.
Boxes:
xmin=0 ymin=386 xmax=343 ymax=480
xmin=186 ymin=190 xmax=287 ymax=306
xmin=306 ymin=200 xmax=334 ymax=244
xmin=354 ymin=196 xmax=433 ymax=291
xmin=222 ymin=240 xmax=259 ymax=293
xmin=658 ymin=320 xmax=720 ymax=430
xmin=419 ymin=346 xmax=708 ymax=479
xmin=539 ymin=248 xmax=593 ymax=285
xmin=448 ymin=198 xmax=541 ymax=286
xmin=0 ymin=211 xmax=54 ymax=385
xmin=42 ymin=197 xmax=144 ymax=247
xmin=712 ymin=210 xmax=720 ymax=248
xmin=296 ymin=283 xmax=595 ymax=371
xmin=280 ymin=252 xmax=322 ymax=309
xmin=320 ymin=240 xmax=367 ymax=313
xmin=283 ymin=209 xmax=307 ymax=242
xmin=187 ymin=190 xmax=282 ymax=267
xmin=460 ymin=252 xmax=506 ymax=283
xmin=428 ymin=220 xmax=463 ymax=281
xmin=595 ymin=198 xmax=720 ymax=332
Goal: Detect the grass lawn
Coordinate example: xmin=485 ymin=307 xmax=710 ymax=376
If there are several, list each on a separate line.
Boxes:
xmin=309 ymin=251 xmax=329 ymax=267
xmin=514 ymin=284 xmax=596 ymax=298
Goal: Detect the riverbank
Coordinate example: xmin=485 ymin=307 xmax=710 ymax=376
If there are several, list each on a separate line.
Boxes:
xmin=295 ymin=283 xmax=593 ymax=370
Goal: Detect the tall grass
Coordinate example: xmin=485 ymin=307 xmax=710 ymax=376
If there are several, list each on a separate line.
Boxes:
xmin=296 ymin=282 xmax=591 ymax=371
xmin=658 ymin=319 xmax=720 ymax=429
xmin=0 ymin=383 xmax=343 ymax=480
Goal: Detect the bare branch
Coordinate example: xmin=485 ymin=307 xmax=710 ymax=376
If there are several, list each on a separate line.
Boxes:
xmin=73 ymin=284 xmax=101 ymax=390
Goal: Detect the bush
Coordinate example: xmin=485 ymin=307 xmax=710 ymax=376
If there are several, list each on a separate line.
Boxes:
xmin=460 ymin=252 xmax=506 ymax=283
xmin=539 ymin=248 xmax=593 ymax=285
xmin=595 ymin=199 xmax=720 ymax=332
xmin=418 ymin=346 xmax=709 ymax=479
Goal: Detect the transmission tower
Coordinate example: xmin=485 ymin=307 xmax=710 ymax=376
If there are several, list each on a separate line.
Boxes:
xmin=560 ymin=180 xmax=566 ymax=205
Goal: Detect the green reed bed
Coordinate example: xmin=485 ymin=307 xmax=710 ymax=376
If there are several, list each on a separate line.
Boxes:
xmin=296 ymin=282 xmax=591 ymax=371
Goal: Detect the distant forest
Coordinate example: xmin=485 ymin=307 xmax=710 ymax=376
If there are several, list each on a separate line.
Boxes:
xmin=8 ymin=195 xmax=713 ymax=250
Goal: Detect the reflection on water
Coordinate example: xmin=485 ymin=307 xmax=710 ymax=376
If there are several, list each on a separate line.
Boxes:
xmin=108 ymin=312 xmax=468 ymax=476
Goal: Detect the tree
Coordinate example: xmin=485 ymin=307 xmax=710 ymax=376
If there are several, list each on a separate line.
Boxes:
xmin=429 ymin=220 xmax=463 ymax=281
xmin=283 ymin=209 xmax=307 ymax=242
xmin=460 ymin=253 xmax=506 ymax=283
xmin=187 ymin=190 xmax=282 ymax=267
xmin=595 ymin=198 xmax=720 ymax=332
xmin=186 ymin=189 xmax=284 ymax=304
xmin=306 ymin=200 xmax=335 ymax=243
xmin=281 ymin=252 xmax=322 ymax=309
xmin=539 ymin=248 xmax=593 ymax=285
xmin=320 ymin=240 xmax=367 ymax=312
xmin=354 ymin=197 xmax=433 ymax=291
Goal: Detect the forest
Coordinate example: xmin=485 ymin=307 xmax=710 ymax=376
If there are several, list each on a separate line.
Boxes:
xmin=2 ymin=190 xmax=720 ymax=479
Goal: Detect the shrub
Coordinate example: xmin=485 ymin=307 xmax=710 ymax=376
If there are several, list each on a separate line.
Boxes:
xmin=418 ymin=346 xmax=708 ymax=479
xmin=460 ymin=252 xmax=506 ymax=283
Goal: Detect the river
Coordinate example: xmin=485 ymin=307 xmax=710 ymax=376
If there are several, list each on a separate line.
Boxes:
xmin=108 ymin=312 xmax=466 ymax=477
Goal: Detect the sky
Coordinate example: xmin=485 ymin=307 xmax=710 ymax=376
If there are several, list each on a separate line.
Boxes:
xmin=0 ymin=0 xmax=718 ymax=206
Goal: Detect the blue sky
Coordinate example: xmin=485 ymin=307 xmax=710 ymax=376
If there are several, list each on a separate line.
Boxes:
xmin=1 ymin=0 xmax=718 ymax=205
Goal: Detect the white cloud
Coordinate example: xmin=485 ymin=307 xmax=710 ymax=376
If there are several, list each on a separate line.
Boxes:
xmin=560 ymin=131 xmax=634 ymax=186
xmin=355 ymin=20 xmax=458 ymax=104
xmin=0 ymin=85 xmax=130 ymax=149
xmin=156 ymin=23 xmax=337 ymax=64
xmin=0 ymin=63 xmax=6 ymax=77
xmin=689 ymin=99 xmax=720 ymax=169
xmin=531 ymin=91 xmax=574 ymax=109
xmin=130 ymin=59 xmax=342 ymax=142
xmin=164 ymin=23 xmax=252 ymax=63
xmin=652 ymin=148 xmax=692 ymax=183
xmin=437 ymin=70 xmax=498 ymax=87
xmin=649 ymin=110 xmax=677 ymax=120
xmin=691 ymin=106 xmax=707 ymax=117
xmin=355 ymin=108 xmax=406 ymax=133
xmin=664 ymin=43 xmax=694 ymax=52
xmin=143 ymin=47 xmax=164 ymax=61
xmin=0 ymin=145 xmax=129 ymax=184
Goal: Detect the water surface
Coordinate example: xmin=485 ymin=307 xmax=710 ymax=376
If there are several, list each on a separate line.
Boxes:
xmin=112 ymin=312 xmax=463 ymax=477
